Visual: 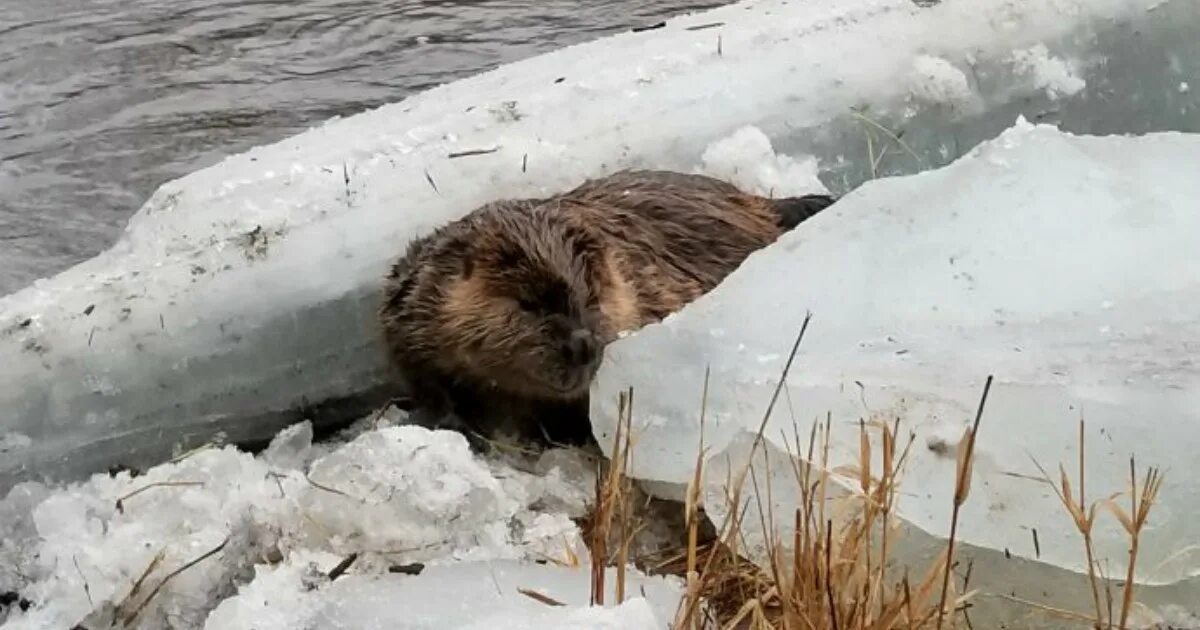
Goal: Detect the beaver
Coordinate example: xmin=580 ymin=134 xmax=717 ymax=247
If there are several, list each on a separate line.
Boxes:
xmin=378 ymin=169 xmax=834 ymax=446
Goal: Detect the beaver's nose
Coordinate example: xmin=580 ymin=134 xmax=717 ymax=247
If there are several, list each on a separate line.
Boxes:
xmin=564 ymin=329 xmax=599 ymax=366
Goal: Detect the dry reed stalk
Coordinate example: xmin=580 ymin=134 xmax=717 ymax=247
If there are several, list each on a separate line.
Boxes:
xmin=588 ymin=386 xmax=639 ymax=607
xmin=677 ymin=315 xmax=814 ymax=628
xmin=588 ymin=398 xmax=617 ymax=606
xmin=1105 ymin=458 xmax=1163 ymax=629
xmin=936 ymin=374 xmax=994 ymax=630
xmin=1028 ymin=418 xmax=1108 ymax=628
xmin=614 ymin=390 xmax=632 ymax=604
xmin=121 ymin=537 xmax=229 ymax=626
xmin=709 ymin=414 xmax=955 ymax=629
xmin=676 ymin=367 xmax=713 ymax=629
xmin=518 ymin=587 xmax=566 ymax=606
xmin=671 ymin=388 xmax=1176 ymax=630
xmin=110 ymin=549 xmax=166 ymax=622
xmin=669 ymin=314 xmax=978 ymax=630
xmin=634 ymin=325 xmax=1164 ymax=630
xmin=114 ymin=481 xmax=205 ymax=513
xmin=1075 ymin=420 xmax=1105 ymax=628
xmin=1023 ymin=415 xmax=1166 ymax=630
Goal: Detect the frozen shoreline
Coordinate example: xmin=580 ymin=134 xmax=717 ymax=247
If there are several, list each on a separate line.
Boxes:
xmin=6 ymin=121 xmax=1200 ymax=628
xmin=3 ymin=0 xmax=1198 ymax=491
xmin=3 ymin=0 xmax=1200 ymax=624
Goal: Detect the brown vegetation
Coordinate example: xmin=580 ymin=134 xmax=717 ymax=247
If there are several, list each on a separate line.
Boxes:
xmin=582 ymin=319 xmax=1166 ymax=630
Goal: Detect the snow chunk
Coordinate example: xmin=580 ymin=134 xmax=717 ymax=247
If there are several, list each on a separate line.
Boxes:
xmin=0 ymin=424 xmax=599 ymax=629
xmin=299 ymin=426 xmax=519 ymax=555
xmin=699 ymin=126 xmax=826 ymax=198
xmin=8 ymin=446 xmax=285 ymax=629
xmin=198 ymin=549 xmax=343 ymax=630
xmin=907 ymin=55 xmax=976 ymax=107
xmin=0 ymin=433 xmax=31 ymax=454
xmin=1011 ymin=44 xmax=1086 ymax=98
xmin=260 ymin=420 xmax=315 ymax=471
xmin=591 ymin=121 xmax=1200 ymax=586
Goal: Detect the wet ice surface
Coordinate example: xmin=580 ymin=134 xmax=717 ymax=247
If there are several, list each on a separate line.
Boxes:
xmin=591 ymin=121 xmax=1200 ymax=588
xmin=0 ymin=413 xmax=672 ymax=629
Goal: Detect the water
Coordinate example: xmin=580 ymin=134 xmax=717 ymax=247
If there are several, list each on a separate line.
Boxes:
xmin=0 ymin=0 xmax=723 ymax=295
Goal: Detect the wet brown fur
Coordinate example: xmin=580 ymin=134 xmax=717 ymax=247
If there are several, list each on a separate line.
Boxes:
xmin=378 ymin=170 xmax=833 ymax=445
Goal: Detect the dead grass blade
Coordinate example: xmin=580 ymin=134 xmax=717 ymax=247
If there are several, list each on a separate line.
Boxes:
xmin=936 ymin=375 xmax=993 ymax=630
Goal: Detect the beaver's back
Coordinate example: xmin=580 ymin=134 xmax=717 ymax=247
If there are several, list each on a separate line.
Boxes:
xmin=554 ymin=170 xmax=784 ymax=321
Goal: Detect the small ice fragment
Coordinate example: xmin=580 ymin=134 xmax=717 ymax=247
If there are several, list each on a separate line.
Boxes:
xmin=261 ymin=421 xmax=314 ymax=471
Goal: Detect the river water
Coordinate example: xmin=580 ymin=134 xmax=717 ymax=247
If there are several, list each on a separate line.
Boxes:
xmin=0 ymin=0 xmax=723 ymax=295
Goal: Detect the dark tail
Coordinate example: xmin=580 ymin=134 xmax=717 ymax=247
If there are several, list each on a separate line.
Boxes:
xmin=772 ymin=194 xmax=837 ymax=231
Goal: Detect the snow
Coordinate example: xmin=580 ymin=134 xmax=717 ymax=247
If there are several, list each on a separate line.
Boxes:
xmin=590 ymin=120 xmax=1200 ymax=588
xmin=203 ymin=561 xmax=676 ymax=630
xmin=1010 ymin=44 xmax=1087 ymax=99
xmin=697 ymin=126 xmax=826 ymax=198
xmin=0 ymin=418 xmax=648 ymax=629
xmin=907 ymin=55 xmax=977 ymax=108
xmin=4 ymin=0 xmax=1198 ymax=492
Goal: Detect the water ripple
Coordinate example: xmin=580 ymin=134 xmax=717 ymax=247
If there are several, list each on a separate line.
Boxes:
xmin=0 ymin=0 xmax=723 ymax=295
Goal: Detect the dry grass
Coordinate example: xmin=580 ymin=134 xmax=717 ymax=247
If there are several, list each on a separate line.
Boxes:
xmin=1028 ymin=419 xmax=1165 ymax=629
xmin=664 ymin=402 xmax=975 ymax=630
xmin=583 ymin=317 xmax=1167 ymax=630
xmin=586 ymin=386 xmax=639 ymax=605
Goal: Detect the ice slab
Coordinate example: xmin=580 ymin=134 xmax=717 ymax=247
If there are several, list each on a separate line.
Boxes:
xmin=3 ymin=0 xmax=1199 ymax=491
xmin=590 ymin=120 xmax=1200 ymax=587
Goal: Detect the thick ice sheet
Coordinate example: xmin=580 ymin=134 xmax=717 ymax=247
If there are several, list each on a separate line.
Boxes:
xmin=4 ymin=0 xmax=1198 ymax=491
xmin=590 ymin=121 xmax=1200 ymax=585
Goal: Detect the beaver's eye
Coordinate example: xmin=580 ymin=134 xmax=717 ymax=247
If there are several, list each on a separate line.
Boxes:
xmin=542 ymin=284 xmax=571 ymax=316
xmin=497 ymin=249 xmax=523 ymax=268
xmin=515 ymin=280 xmax=570 ymax=315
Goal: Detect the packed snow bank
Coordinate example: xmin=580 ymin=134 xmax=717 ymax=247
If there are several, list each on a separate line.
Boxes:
xmin=0 ymin=416 xmax=639 ymax=629
xmin=203 ymin=561 xmax=678 ymax=630
xmin=4 ymin=0 xmax=1198 ymax=491
xmin=591 ymin=120 xmax=1200 ymax=586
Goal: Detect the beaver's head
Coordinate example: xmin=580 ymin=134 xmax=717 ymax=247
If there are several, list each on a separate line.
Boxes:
xmin=383 ymin=203 xmax=611 ymax=402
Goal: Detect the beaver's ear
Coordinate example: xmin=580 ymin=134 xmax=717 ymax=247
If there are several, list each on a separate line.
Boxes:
xmin=386 ymin=256 xmax=410 ymax=284
xmin=382 ymin=256 xmax=416 ymax=317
